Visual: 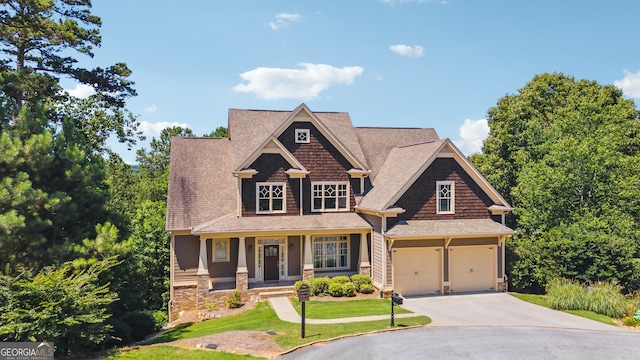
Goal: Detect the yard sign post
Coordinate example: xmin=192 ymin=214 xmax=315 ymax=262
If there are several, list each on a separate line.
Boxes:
xmin=298 ymin=283 xmax=310 ymax=338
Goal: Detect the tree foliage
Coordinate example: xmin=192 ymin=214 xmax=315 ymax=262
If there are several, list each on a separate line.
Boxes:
xmin=472 ymin=73 xmax=640 ymax=293
xmin=0 ymin=259 xmax=118 ymax=356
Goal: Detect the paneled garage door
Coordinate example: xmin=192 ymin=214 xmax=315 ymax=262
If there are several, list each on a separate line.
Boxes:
xmin=393 ymin=247 xmax=441 ymax=296
xmin=449 ymin=246 xmax=495 ymax=292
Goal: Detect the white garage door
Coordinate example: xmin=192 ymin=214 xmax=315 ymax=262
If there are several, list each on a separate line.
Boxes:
xmin=449 ymin=246 xmax=495 ymax=293
xmin=393 ymin=247 xmax=441 ymax=296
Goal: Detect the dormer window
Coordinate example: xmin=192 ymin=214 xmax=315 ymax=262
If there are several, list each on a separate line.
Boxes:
xmin=295 ymin=129 xmax=310 ymax=143
xmin=257 ymin=182 xmax=286 ymax=213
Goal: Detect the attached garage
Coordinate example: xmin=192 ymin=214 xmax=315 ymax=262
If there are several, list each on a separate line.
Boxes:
xmin=449 ymin=245 xmax=496 ymax=293
xmin=393 ymin=247 xmax=442 ymax=296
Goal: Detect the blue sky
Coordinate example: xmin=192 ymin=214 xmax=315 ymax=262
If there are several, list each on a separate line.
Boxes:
xmin=72 ymin=0 xmax=640 ymax=163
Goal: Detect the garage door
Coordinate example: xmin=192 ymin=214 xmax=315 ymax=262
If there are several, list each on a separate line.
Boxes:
xmin=393 ymin=248 xmax=441 ymax=296
xmin=449 ymin=246 xmax=495 ymax=292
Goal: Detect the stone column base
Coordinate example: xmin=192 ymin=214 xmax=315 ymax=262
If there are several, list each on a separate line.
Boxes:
xmin=236 ymin=271 xmax=249 ymax=291
xmin=497 ymin=282 xmax=507 ymax=292
xmin=359 ymin=265 xmax=371 ymax=276
xmin=302 ymin=267 xmax=314 ymax=280
xmin=196 ymin=274 xmax=210 ymax=313
xmin=444 ymin=285 xmax=452 ymax=294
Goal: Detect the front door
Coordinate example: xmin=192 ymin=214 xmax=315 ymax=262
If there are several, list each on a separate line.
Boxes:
xmin=264 ymin=245 xmax=279 ymax=281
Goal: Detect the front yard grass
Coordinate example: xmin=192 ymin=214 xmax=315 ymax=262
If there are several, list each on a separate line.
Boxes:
xmin=289 ymin=298 xmax=412 ymax=319
xmin=107 ymin=346 xmax=261 ymax=359
xmin=510 ymin=293 xmax=618 ymax=326
xmin=147 ymin=301 xmax=430 ymax=349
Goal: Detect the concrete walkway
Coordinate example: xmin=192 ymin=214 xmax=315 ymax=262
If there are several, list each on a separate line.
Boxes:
xmin=268 ymin=297 xmax=417 ymax=324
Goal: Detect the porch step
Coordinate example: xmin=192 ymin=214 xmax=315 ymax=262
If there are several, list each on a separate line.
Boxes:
xmin=259 ymin=289 xmax=295 ymax=300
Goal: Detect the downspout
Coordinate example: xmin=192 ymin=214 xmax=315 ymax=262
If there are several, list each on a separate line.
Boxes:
xmin=299 ymin=177 xmax=303 ymax=216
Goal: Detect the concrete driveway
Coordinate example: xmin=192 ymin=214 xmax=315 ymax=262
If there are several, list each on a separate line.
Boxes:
xmin=401 ymin=292 xmax=626 ymax=332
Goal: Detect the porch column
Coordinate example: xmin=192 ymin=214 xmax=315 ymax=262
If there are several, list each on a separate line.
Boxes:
xmin=196 ymin=237 xmax=210 ymax=316
xmin=236 ymin=237 xmax=248 ymax=291
xmin=358 ymin=231 xmax=371 ymax=276
xmin=302 ymin=234 xmax=314 ymax=280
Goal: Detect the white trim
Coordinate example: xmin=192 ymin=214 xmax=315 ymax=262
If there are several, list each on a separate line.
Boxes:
xmin=311 ymin=181 xmax=350 ymax=212
xmin=256 ymin=237 xmax=287 ymax=281
xmin=295 ymin=128 xmax=310 ymax=143
xmin=212 ymin=238 xmax=230 ymax=262
xmin=312 ymin=235 xmax=350 ymax=270
xmin=436 ymin=180 xmax=455 ymax=214
xmin=256 ymin=182 xmax=287 ymax=214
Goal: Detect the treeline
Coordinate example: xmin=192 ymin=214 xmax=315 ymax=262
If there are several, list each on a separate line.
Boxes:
xmin=0 ymin=0 xmax=225 ymax=356
xmin=471 ymin=73 xmax=640 ymax=294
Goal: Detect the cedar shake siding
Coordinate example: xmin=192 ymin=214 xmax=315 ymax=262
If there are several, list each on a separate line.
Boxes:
xmin=242 ymin=153 xmax=300 ymax=216
xmin=173 ymin=235 xmax=199 ymax=285
xmin=392 ymin=158 xmax=494 ymax=225
xmin=278 ymin=122 xmax=357 ymax=214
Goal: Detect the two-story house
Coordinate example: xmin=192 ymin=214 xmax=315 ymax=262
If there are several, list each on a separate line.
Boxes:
xmin=166 ymin=104 xmax=514 ymax=322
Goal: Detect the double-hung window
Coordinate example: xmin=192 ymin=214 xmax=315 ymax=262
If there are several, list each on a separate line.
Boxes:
xmin=257 ymin=182 xmax=286 ymax=213
xmin=436 ymin=181 xmax=455 ymax=214
xmin=313 ymin=235 xmax=349 ymax=269
xmin=312 ymin=182 xmax=349 ymax=212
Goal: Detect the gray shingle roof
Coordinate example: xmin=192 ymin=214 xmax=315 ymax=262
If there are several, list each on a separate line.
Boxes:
xmin=357 ymin=139 xmax=446 ymax=211
xmin=386 ymin=219 xmax=515 ymax=238
xmin=166 ymin=137 xmax=236 ymax=231
xmin=192 ymin=212 xmax=372 ymax=235
xmin=355 ymin=127 xmax=439 ymax=180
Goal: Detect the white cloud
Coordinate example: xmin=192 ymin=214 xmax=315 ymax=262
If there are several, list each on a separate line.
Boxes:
xmin=614 ymin=70 xmax=640 ymax=98
xmin=455 ymin=118 xmax=489 ymax=155
xmin=65 ymin=83 xmax=96 ymax=98
xmin=138 ymin=121 xmax=189 ymax=137
xmin=389 ymin=44 xmax=424 ymax=58
xmin=233 ymin=63 xmax=364 ymax=100
xmin=145 ymin=104 xmax=157 ymax=113
xmin=269 ymin=13 xmax=302 ymax=30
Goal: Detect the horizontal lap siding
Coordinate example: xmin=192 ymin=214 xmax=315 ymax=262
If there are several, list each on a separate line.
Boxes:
xmin=373 ymin=232 xmax=384 ymax=286
xmin=288 ymin=236 xmax=301 ymax=276
xmin=174 ymin=235 xmax=199 ymax=285
xmin=394 ymin=158 xmax=494 ymax=222
xmin=207 ymin=238 xmax=238 ymax=278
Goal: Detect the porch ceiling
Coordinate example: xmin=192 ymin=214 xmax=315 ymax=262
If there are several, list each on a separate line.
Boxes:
xmin=192 ymin=212 xmax=372 ymax=236
xmin=386 ymin=219 xmax=514 ymax=239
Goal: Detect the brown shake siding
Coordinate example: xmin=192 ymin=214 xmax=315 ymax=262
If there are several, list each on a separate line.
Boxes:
xmin=173 ymin=235 xmax=199 ymax=285
xmin=393 ymin=158 xmax=494 ymax=224
xmin=242 ymin=153 xmax=300 ymax=216
xmin=278 ymin=122 xmax=357 ymax=214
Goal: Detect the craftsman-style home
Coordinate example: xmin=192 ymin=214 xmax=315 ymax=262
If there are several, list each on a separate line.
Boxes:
xmin=166 ymin=104 xmax=514 ymax=321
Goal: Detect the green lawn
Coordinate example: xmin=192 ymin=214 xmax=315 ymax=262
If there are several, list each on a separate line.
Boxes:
xmin=510 ymin=293 xmax=618 ymax=326
xmin=147 ymin=301 xmax=430 ymax=349
xmin=289 ymin=298 xmax=412 ymax=319
xmin=106 ymin=346 xmax=262 ymax=359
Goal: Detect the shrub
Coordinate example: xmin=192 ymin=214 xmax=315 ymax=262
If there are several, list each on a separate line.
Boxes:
xmin=331 ymin=275 xmax=350 ymax=284
xmin=586 ymin=281 xmax=626 ymax=318
xmin=623 ymin=315 xmax=640 ymax=327
xmin=328 ymin=283 xmax=344 ymax=297
xmin=106 ymin=318 xmax=133 ymax=346
xmin=351 ymin=274 xmax=372 ymax=292
xmin=294 ymin=280 xmax=310 ymax=294
xmin=359 ymin=283 xmax=374 ymax=294
xmin=226 ymin=289 xmax=242 ymax=309
xmin=150 ymin=310 xmax=168 ymax=331
xmin=342 ymin=282 xmax=356 ymax=297
xmin=546 ymin=278 xmax=588 ymax=311
xmin=120 ymin=311 xmax=156 ymax=342
xmin=309 ymin=277 xmax=331 ymax=296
